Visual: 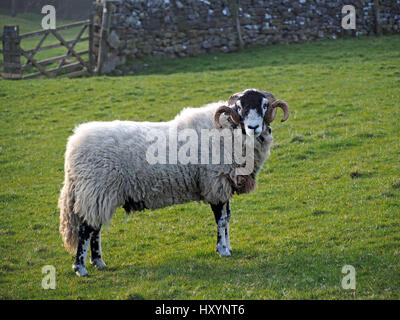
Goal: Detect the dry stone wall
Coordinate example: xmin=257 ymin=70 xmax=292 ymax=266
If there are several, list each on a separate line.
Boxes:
xmin=104 ymin=0 xmax=400 ymax=69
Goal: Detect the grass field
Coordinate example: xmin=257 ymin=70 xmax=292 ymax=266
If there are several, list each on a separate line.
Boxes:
xmin=0 ymin=13 xmax=399 ymax=299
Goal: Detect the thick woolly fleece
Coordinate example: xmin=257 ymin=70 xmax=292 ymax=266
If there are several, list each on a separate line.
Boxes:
xmin=59 ymin=101 xmax=273 ymax=253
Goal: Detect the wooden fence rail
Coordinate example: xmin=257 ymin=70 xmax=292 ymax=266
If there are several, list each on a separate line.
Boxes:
xmin=0 ymin=0 xmax=115 ymax=79
xmin=0 ymin=19 xmax=94 ymax=79
xmin=19 ymin=20 xmax=91 ymax=39
xmin=0 ymin=16 xmax=98 ymax=79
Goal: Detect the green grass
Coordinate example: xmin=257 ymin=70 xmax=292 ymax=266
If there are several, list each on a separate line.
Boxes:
xmin=0 ymin=18 xmax=400 ymax=299
xmin=0 ymin=10 xmax=89 ymax=75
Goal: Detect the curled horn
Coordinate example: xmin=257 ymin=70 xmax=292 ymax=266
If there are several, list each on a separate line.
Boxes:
xmin=264 ymin=99 xmax=290 ymax=124
xmin=214 ymin=106 xmax=241 ymax=128
xmin=227 ymin=92 xmax=243 ymax=106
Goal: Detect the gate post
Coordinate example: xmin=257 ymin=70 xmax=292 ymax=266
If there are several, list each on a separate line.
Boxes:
xmin=88 ymin=4 xmax=95 ymax=74
xmin=95 ymin=0 xmax=119 ymax=75
xmin=2 ymin=25 xmax=22 ymax=79
xmin=96 ymin=0 xmax=111 ymax=74
xmin=89 ymin=1 xmax=103 ymax=74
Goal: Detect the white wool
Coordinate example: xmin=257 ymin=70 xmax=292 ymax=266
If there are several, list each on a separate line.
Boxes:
xmin=59 ymin=101 xmax=273 ymax=252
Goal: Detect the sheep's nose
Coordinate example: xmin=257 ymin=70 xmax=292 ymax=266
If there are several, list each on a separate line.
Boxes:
xmin=247 ymin=124 xmax=259 ymax=130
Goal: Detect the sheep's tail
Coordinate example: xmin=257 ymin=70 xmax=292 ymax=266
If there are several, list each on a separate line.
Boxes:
xmin=58 ymin=173 xmax=80 ymax=254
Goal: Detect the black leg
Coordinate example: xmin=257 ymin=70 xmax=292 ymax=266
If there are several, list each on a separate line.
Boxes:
xmin=225 ymin=201 xmax=232 ymax=254
xmin=90 ymin=226 xmax=107 ymax=269
xmin=211 ymin=202 xmax=223 ymax=248
xmin=90 ymin=228 xmax=101 ymax=260
xmin=73 ymin=221 xmax=94 ymax=277
xmin=211 ymin=202 xmax=231 ymax=257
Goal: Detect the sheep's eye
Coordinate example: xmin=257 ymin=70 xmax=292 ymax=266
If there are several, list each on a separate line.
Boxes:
xmin=263 ymin=103 xmax=269 ymax=109
xmin=237 ymin=105 xmax=241 ymax=111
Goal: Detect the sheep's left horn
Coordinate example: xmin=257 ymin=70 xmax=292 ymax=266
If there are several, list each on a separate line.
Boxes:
xmin=264 ymin=100 xmax=290 ymax=123
xmin=214 ymin=106 xmax=241 ymax=128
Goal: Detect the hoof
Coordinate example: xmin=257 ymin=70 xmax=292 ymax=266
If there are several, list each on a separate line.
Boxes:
xmin=216 ymin=245 xmax=232 ymax=257
xmin=73 ymin=264 xmax=88 ymax=277
xmin=90 ymin=258 xmax=107 ymax=270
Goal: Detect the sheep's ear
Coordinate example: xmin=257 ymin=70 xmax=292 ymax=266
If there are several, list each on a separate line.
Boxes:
xmin=228 ymin=92 xmax=243 ymax=106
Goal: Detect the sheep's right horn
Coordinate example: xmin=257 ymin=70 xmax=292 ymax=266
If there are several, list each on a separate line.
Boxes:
xmin=214 ymin=106 xmax=241 ymax=128
xmin=228 ymin=92 xmax=243 ymax=106
xmin=265 ymin=100 xmax=290 ymax=123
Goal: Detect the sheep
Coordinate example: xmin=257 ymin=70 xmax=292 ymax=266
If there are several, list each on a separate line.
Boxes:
xmin=58 ymin=89 xmax=290 ymax=276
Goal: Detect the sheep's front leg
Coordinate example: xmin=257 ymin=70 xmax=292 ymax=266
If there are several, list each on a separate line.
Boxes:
xmin=211 ymin=202 xmax=232 ymax=257
xmin=90 ymin=226 xmax=107 ymax=269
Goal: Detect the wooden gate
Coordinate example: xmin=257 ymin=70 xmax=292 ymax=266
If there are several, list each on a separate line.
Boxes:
xmin=0 ymin=0 xmax=113 ymax=79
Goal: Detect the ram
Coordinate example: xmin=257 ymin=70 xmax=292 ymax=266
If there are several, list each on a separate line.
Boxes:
xmin=58 ymin=89 xmax=290 ymax=276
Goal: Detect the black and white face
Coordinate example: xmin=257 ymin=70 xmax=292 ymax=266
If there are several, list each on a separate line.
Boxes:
xmin=234 ymin=90 xmax=269 ymax=137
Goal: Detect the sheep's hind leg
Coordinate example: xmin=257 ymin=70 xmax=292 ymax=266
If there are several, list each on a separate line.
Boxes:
xmin=211 ymin=202 xmax=231 ymax=257
xmin=72 ymin=221 xmax=93 ymax=277
xmin=225 ymin=201 xmax=232 ymax=255
xmin=90 ymin=227 xmax=107 ymax=269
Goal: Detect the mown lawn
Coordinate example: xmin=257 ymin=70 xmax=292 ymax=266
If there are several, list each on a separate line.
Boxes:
xmin=0 ymin=29 xmax=399 ymax=298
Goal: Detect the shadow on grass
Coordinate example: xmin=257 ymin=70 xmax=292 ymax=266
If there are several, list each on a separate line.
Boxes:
xmin=85 ymin=248 xmax=392 ymax=299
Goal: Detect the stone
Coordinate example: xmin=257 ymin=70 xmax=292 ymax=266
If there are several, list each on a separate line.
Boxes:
xmin=220 ymin=45 xmax=229 ymax=53
xmin=107 ymin=30 xmax=121 ymax=49
xmin=101 ymin=53 xmax=120 ymax=74
xmin=222 ymin=7 xmax=230 ymax=16
xmin=202 ymin=40 xmax=211 ymax=49
xmin=176 ymin=1 xmax=184 ymax=9
xmin=97 ymin=0 xmax=399 ymax=74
